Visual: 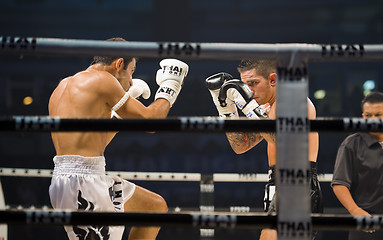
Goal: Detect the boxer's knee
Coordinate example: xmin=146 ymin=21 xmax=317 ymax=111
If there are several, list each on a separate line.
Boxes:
xmin=153 ymin=194 xmax=168 ymax=213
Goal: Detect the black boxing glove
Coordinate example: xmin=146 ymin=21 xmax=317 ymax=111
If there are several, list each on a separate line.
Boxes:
xmin=206 ymin=72 xmax=239 ymax=118
xmin=218 ymin=79 xmax=268 ymax=119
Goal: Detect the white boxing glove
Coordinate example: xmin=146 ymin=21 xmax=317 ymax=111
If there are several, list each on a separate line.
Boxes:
xmin=155 ymin=59 xmax=189 ymax=106
xmin=127 ymin=78 xmax=151 ymax=99
xmin=205 ymin=72 xmax=238 ymax=118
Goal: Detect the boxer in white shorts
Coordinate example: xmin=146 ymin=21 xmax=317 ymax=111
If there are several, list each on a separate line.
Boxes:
xmin=48 ymin=37 xmax=189 ymax=240
xmin=49 ymin=155 xmax=136 ymax=240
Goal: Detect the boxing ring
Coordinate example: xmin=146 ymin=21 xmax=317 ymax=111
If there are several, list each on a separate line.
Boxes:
xmin=1 ymin=36 xmax=383 ymax=240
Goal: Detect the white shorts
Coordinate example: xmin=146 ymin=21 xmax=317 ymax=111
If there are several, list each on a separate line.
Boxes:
xmin=49 ymin=155 xmax=136 ymax=240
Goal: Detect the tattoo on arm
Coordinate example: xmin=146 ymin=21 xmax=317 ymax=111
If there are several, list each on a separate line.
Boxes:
xmin=226 ymin=132 xmax=264 ymax=152
xmin=267 ymin=132 xmax=277 ymax=144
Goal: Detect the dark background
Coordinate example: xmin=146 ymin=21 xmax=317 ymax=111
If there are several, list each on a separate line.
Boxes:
xmin=1 ymin=0 xmax=383 ymax=239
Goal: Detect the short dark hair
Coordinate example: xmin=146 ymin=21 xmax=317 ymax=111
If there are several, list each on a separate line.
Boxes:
xmin=361 ymin=91 xmax=383 ymax=109
xmin=91 ymin=38 xmax=136 ymax=69
xmin=237 ymin=59 xmax=279 ymax=79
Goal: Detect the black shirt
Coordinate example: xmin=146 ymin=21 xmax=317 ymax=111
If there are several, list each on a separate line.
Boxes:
xmin=331 ymin=132 xmax=383 ymax=214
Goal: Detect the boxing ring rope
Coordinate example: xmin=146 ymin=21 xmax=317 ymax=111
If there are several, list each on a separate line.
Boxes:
xmin=2 ymin=36 xmax=383 ymax=239
xmin=0 ymin=167 xmax=331 ymax=214
xmin=0 ymin=210 xmax=382 ymax=232
xmin=0 ymin=116 xmax=382 ymax=132
xmin=0 ymin=167 xmax=333 ymax=182
xmin=1 ymin=36 xmax=383 ymax=61
xmin=0 ymin=167 xmax=330 ymax=235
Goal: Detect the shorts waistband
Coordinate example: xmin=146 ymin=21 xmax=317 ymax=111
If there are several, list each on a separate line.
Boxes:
xmin=53 ymin=155 xmax=106 ymax=175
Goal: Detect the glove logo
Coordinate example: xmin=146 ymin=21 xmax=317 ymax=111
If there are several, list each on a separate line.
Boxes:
xmin=163 ymin=65 xmax=184 ymax=76
xmin=157 ymin=86 xmax=176 ymax=97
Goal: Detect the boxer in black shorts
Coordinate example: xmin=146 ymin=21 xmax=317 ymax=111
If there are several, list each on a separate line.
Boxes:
xmin=206 ymin=59 xmax=322 ymax=240
xmin=264 ymin=163 xmax=323 ymax=214
xmin=264 ymin=163 xmax=323 ymax=239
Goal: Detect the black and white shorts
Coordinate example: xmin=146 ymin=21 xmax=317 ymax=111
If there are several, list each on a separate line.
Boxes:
xmin=49 ymin=155 xmax=136 ymax=240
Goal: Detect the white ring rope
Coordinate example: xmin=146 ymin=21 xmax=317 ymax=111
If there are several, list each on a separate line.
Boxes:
xmin=0 ymin=167 xmax=333 ymax=182
xmin=2 ymin=36 xmax=383 ymax=61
